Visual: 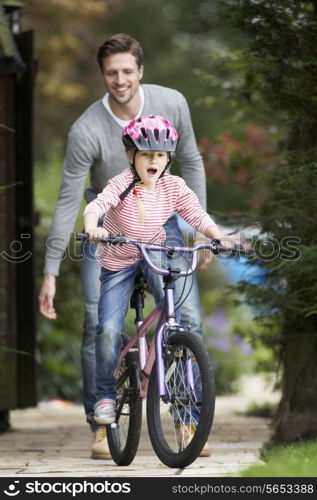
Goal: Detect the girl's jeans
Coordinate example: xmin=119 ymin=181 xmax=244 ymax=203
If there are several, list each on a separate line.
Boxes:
xmin=80 ymin=215 xmax=203 ymax=429
xmin=95 ymin=254 xmax=165 ymax=400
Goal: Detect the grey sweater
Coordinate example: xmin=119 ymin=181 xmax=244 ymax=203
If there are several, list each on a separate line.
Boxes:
xmin=44 ymin=84 xmax=206 ymax=275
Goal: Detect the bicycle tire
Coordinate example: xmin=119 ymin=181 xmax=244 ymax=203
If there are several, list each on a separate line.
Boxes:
xmin=146 ymin=331 xmax=215 ymax=468
xmin=106 ymin=335 xmax=142 ymax=465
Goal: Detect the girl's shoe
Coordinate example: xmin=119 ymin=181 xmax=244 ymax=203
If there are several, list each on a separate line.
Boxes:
xmin=93 ymin=398 xmax=116 ymax=425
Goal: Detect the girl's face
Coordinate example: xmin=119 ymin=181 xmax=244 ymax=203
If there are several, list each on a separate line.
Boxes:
xmin=128 ymin=150 xmax=169 ymax=188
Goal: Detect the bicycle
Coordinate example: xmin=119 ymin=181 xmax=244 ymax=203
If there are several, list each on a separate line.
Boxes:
xmin=76 ymin=233 xmax=245 ymax=468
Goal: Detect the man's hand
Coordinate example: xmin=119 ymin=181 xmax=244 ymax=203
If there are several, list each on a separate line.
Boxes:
xmin=39 ymin=274 xmax=57 ymax=319
xmin=194 ymin=232 xmax=212 ymax=271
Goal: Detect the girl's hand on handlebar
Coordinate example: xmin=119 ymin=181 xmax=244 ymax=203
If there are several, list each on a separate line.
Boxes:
xmin=219 ymin=236 xmax=237 ymax=250
xmin=85 ymin=227 xmax=109 ymax=242
xmin=194 ymin=232 xmax=212 ymax=271
xmin=222 ymin=233 xmax=253 ymax=252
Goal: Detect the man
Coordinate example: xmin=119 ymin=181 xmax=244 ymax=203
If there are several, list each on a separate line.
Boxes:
xmin=39 ymin=33 xmax=211 ymax=459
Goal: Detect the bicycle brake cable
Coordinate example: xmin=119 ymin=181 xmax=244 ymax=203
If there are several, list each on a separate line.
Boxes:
xmin=173 ymin=251 xmax=194 ymax=312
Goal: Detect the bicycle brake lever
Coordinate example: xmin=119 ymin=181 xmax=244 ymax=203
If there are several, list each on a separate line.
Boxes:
xmin=76 ymin=232 xmax=89 ymax=241
xmin=210 ymin=239 xmax=221 ymax=254
xmin=108 ymin=233 xmax=127 ymax=245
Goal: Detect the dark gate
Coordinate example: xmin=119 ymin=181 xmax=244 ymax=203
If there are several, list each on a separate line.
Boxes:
xmin=0 ymin=2 xmax=36 ymax=429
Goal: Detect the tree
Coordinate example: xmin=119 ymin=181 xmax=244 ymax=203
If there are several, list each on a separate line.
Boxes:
xmin=23 ymin=0 xmax=247 ymax=160
xmin=218 ymin=0 xmax=317 ymax=442
xmin=23 ymin=0 xmax=112 ymax=158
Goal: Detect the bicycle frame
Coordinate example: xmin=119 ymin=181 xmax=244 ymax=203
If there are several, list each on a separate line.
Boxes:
xmin=75 ymin=233 xmax=245 ymax=402
xmin=76 ymin=232 xmax=247 ymax=467
xmin=114 ymin=242 xmax=210 ymax=400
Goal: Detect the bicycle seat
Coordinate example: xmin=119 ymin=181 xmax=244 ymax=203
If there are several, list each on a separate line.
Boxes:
xmin=133 ymin=272 xmax=148 ymax=291
xmin=130 ymin=272 xmax=148 ymax=312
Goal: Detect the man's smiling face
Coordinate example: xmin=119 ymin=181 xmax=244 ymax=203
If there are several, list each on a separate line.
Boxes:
xmin=101 ymin=52 xmax=143 ymax=106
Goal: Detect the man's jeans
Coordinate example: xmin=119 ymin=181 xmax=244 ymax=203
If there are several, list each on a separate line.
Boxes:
xmin=80 ymin=215 xmax=203 ymax=429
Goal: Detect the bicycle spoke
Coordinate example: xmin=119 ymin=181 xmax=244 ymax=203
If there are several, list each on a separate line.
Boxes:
xmin=159 ymin=346 xmax=202 ymax=451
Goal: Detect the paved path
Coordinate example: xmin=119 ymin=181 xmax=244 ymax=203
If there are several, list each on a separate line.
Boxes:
xmin=0 ymin=375 xmax=279 ymax=477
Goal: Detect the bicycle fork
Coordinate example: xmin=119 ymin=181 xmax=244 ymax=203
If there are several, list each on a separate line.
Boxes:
xmin=155 ymin=273 xmax=196 ymax=402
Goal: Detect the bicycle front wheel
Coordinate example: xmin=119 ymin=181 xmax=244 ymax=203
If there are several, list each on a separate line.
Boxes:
xmin=146 ymin=331 xmax=215 ymax=468
xmin=107 ymin=335 xmax=142 ymax=465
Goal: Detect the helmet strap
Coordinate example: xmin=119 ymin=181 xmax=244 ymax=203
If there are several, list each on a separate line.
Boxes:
xmin=129 ymin=149 xmax=141 ymax=179
xmin=119 ymin=150 xmax=141 ymax=201
xmin=158 ymin=153 xmax=172 ymax=178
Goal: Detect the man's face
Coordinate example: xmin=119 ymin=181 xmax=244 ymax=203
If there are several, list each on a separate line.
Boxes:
xmin=101 ymin=52 xmax=144 ymax=106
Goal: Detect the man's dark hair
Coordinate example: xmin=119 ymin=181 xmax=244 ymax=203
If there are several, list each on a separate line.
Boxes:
xmin=97 ymin=33 xmax=144 ymax=71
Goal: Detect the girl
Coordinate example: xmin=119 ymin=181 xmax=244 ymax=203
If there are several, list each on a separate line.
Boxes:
xmin=84 ymin=114 xmax=228 ymax=425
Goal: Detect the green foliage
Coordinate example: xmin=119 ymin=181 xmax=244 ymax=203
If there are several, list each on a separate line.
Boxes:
xmin=23 ymin=0 xmax=253 ymax=160
xmin=200 ymin=124 xmax=282 ymax=214
xmin=218 ymin=1 xmax=317 ymax=121
xmin=198 ymin=261 xmax=258 ymax=394
xmin=211 ymin=6 xmax=317 ymax=439
xmin=0 ymin=181 xmax=23 ymax=193
xmin=232 ymin=311 xmax=277 ymax=374
xmin=23 ymin=0 xmax=112 ymax=159
xmin=37 ymin=321 xmax=82 ymax=401
xmin=101 ymin=0 xmax=240 ymax=140
xmin=236 ymin=161 xmax=317 ymax=332
xmin=207 ymin=341 xmax=250 ymax=395
xmin=241 ymin=439 xmax=317 ymax=477
xmin=35 ymin=149 xmax=84 ymax=401
xmin=245 ymin=400 xmax=276 ymax=419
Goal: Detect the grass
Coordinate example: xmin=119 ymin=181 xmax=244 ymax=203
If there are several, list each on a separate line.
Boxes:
xmin=241 ymin=439 xmax=317 ymax=477
xmin=244 ymin=400 xmax=276 ymax=418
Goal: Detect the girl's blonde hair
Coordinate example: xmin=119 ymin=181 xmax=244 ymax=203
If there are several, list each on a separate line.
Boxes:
xmin=133 ymin=188 xmax=145 ymax=225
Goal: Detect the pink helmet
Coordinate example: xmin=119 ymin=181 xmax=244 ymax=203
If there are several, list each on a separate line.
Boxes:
xmin=122 ymin=114 xmax=179 ymax=152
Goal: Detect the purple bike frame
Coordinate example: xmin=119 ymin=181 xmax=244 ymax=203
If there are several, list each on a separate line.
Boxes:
xmin=113 ymin=242 xmax=207 ymax=400
xmin=75 ymin=232 xmax=245 ymax=402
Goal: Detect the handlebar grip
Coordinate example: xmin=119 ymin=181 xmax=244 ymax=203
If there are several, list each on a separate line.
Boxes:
xmin=76 ymin=232 xmax=89 ymax=241
xmin=210 ymin=239 xmax=250 ymax=255
xmin=75 ymin=232 xmax=127 ymax=244
xmin=210 ymin=239 xmax=221 ymax=254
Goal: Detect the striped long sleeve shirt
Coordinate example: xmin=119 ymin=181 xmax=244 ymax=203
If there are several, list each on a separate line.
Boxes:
xmin=84 ymin=168 xmax=215 ymax=271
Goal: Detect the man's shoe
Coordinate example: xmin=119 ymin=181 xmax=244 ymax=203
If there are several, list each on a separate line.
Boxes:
xmin=91 ymin=427 xmax=112 ymax=460
xmin=94 ymin=398 xmax=116 ymax=425
xmin=175 ymin=424 xmax=211 ymax=457
xmin=199 ymin=440 xmax=211 ymax=457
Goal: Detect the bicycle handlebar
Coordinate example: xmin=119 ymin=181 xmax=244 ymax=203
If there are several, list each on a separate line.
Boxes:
xmin=76 ymin=232 xmax=249 ymax=277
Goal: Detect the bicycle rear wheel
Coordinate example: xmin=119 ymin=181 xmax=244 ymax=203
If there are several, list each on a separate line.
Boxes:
xmin=147 ymin=331 xmax=215 ymax=468
xmin=107 ymin=335 xmax=142 ymax=465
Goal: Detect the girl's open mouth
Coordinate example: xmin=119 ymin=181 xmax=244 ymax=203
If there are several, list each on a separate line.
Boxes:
xmin=147 ymin=168 xmax=158 ymax=175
